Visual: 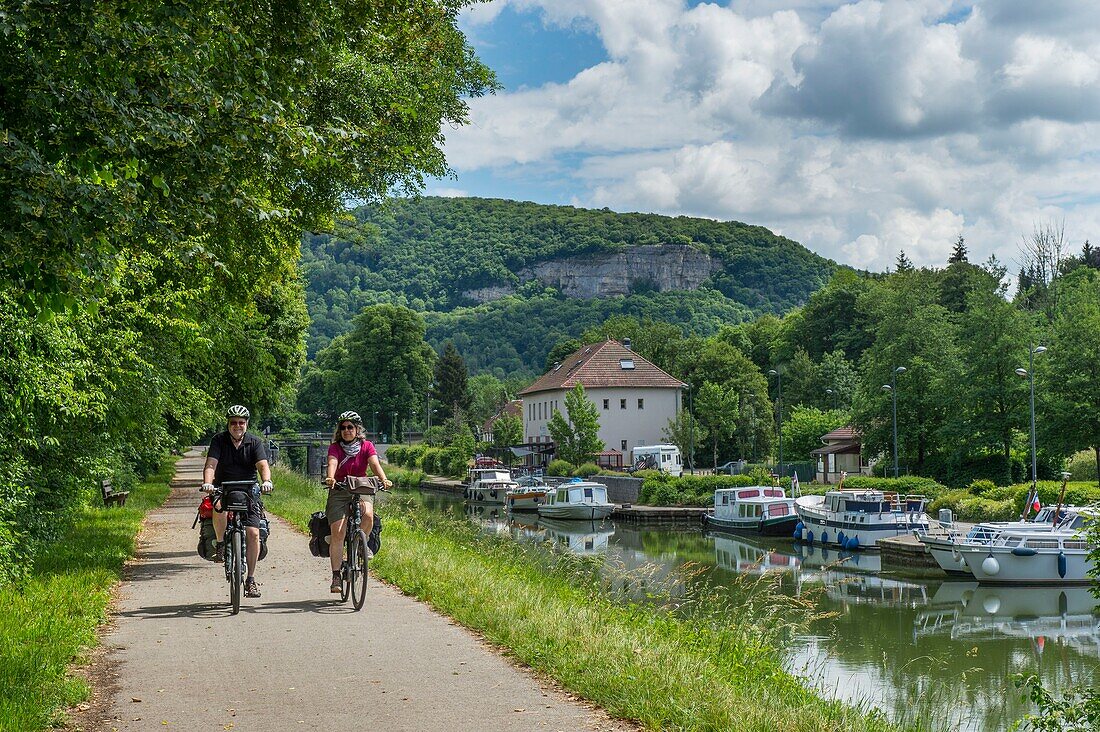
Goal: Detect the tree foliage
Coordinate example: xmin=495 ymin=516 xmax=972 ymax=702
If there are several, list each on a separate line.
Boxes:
xmin=547 ymin=384 xmax=604 ymax=465
xmin=432 ymin=342 xmax=471 ymax=414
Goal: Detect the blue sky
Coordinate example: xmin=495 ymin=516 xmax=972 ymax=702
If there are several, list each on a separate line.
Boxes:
xmin=427 ymin=1 xmax=1100 ymax=272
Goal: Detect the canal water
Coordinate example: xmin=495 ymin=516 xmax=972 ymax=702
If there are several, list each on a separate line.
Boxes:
xmin=399 ymin=488 xmax=1100 ymax=732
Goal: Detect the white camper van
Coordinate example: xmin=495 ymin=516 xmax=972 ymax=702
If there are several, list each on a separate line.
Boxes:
xmin=631 ymin=444 xmax=683 ymax=477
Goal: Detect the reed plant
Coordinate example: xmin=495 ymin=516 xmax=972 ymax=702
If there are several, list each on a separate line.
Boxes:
xmin=268 ymin=466 xmax=903 ymax=731
xmin=0 ymin=459 xmax=174 ymax=729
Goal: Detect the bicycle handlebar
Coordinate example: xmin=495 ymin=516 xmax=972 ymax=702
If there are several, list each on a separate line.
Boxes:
xmin=328 ymin=477 xmax=389 ymax=493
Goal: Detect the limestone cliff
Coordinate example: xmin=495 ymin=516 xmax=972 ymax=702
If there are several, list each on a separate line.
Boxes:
xmin=461 ymin=245 xmax=717 ymax=302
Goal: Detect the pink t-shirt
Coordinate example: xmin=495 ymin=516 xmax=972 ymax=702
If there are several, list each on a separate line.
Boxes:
xmin=328 ymin=440 xmax=378 ymax=480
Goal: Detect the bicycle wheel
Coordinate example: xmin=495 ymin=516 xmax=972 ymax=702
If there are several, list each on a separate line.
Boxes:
xmin=350 ymin=529 xmax=368 ymax=611
xmin=230 ymin=530 xmax=243 ymax=615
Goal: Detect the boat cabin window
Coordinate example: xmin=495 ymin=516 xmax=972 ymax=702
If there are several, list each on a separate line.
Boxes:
xmin=738 ymin=489 xmax=760 ymax=499
xmin=584 ymin=487 xmax=593 ymax=499
xmin=720 ymin=494 xmax=729 ymax=505
xmin=1065 ymin=540 xmax=1088 ymax=550
xmin=556 ymin=489 xmax=568 ymax=502
xmin=764 ymin=489 xmax=783 ymax=497
xmin=1003 ymin=536 xmax=1022 ymax=547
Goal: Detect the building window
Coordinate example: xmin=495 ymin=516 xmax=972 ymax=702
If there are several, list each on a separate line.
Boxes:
xmin=638 ymin=398 xmax=644 ymax=409
xmin=603 ymin=399 xmax=609 ymax=410
xmin=620 ymin=398 xmax=626 ymax=409
xmin=621 ymin=439 xmax=627 ymax=451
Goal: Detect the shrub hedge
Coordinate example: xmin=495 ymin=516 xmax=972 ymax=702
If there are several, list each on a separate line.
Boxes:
xmin=547 ymin=459 xmax=573 ymax=476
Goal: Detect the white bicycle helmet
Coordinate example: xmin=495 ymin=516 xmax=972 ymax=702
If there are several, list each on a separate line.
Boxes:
xmin=226 ymin=404 xmax=250 ymax=419
xmin=339 ymin=411 xmax=362 ymax=424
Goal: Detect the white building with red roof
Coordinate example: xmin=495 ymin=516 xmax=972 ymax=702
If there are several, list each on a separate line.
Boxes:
xmin=518 ymin=339 xmax=687 ymax=466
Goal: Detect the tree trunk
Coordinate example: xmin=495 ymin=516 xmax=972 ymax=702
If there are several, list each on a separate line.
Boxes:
xmin=1003 ymin=439 xmax=1013 ymax=486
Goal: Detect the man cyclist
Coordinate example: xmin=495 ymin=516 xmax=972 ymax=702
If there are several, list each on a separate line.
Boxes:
xmin=324 ymin=411 xmax=390 ymax=593
xmin=201 ymin=405 xmax=272 ymax=599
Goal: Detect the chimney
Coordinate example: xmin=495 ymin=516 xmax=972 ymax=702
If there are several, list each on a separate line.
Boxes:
xmin=623 ymin=338 xmax=632 ymax=350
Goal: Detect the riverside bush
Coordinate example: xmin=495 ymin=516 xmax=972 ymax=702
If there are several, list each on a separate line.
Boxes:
xmin=1066 ymin=450 xmax=1099 ymax=482
xmin=547 ymin=459 xmax=573 ymax=476
xmin=421 ymin=447 xmax=443 ymax=474
xmin=843 ymin=476 xmax=946 ymax=497
xmin=572 ymin=462 xmax=600 ymax=477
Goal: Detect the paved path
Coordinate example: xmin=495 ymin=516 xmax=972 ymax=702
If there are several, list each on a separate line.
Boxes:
xmin=89 ymin=450 xmax=629 ymax=732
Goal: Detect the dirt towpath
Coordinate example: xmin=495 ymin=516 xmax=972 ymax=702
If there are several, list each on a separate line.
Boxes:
xmin=88 ymin=450 xmax=630 ymax=731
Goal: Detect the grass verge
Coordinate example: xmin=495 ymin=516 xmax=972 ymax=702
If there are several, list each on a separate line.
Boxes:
xmin=0 ymin=459 xmax=175 ymax=729
xmin=266 ymin=466 xmax=903 ymax=731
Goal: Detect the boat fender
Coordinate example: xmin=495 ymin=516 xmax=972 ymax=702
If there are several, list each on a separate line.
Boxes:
xmin=982 ymin=595 xmax=1001 ymax=615
xmin=981 ymin=554 xmax=1000 ymax=576
xmin=806 ymin=531 xmax=814 ymax=545
xmin=489 ymin=490 xmax=497 ymax=499
xmin=838 ymin=531 xmax=846 ymax=546
xmin=1010 ymin=547 xmax=1038 ymax=557
xmin=951 ymin=546 xmax=961 ymax=562
xmin=847 ymin=536 xmax=859 ymax=551
xmin=795 ymin=522 xmax=805 ymax=534
xmin=1058 ymin=551 xmax=1067 ymax=579
xmin=821 ymin=531 xmax=829 ymax=545
xmin=793 ymin=526 xmax=803 ymax=540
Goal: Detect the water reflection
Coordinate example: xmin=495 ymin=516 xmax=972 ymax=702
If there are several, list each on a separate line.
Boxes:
xmin=403 ymin=488 xmax=1099 ymax=731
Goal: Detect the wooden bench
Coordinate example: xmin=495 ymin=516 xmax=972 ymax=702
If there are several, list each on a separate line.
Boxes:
xmin=101 ymin=478 xmax=130 ymax=507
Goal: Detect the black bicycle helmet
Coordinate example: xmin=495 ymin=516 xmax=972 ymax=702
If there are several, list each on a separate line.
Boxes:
xmin=338 ymin=411 xmax=362 ymax=424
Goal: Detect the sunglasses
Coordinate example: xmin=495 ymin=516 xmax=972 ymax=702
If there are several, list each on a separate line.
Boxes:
xmin=229 ymin=420 xmax=247 ymax=426
xmin=339 ymin=424 xmax=356 ymax=430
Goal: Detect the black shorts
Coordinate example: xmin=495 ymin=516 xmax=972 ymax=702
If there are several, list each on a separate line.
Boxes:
xmin=215 ymin=485 xmax=263 ymax=529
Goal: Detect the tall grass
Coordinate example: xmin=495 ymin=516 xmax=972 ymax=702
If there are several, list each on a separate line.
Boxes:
xmin=267 ymin=466 xmax=901 ymax=731
xmin=0 ymin=459 xmax=174 ymax=730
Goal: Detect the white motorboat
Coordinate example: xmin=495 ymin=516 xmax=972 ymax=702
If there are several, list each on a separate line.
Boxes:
xmin=537 ymin=481 xmax=615 ymax=520
xmin=954 ymin=510 xmax=1096 ymax=585
xmin=465 ymin=468 xmax=517 ymax=505
xmin=918 ymin=506 xmax=1083 ymax=576
xmin=702 ymin=486 xmax=799 ymax=536
xmin=711 ymin=534 xmax=801 ymax=576
xmin=794 ymin=489 xmax=929 ymax=550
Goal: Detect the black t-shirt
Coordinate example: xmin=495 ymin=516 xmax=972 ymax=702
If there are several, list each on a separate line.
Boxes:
xmin=208 ymin=431 xmax=268 ymax=485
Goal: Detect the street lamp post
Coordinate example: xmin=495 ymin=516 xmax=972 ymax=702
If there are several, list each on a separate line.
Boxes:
xmin=826 ymin=388 xmax=837 ymax=410
xmin=686 ymin=384 xmax=695 ymax=475
xmin=880 ymin=366 xmax=907 ymax=478
xmin=392 ymin=411 xmax=398 ymax=445
xmin=768 ymin=368 xmax=783 ymax=477
xmin=1015 ymin=345 xmax=1048 ymax=506
xmin=372 ymin=411 xmax=378 ymax=441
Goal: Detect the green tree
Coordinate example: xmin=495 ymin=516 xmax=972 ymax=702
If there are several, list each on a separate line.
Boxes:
xmin=852 ymin=271 xmax=961 ymax=475
xmin=433 ymin=342 xmax=471 ymax=414
xmin=2 ymin=0 xmax=497 ymax=315
xmin=1044 ymin=269 xmax=1100 ymax=482
xmin=782 ymin=406 xmax=847 ymax=462
xmin=297 ymin=305 xmax=434 ymax=427
xmin=547 ymin=383 xmax=604 ymax=465
xmin=491 ymin=415 xmax=524 ymax=460
xmin=950 ymin=281 xmax=1033 ymax=482
xmin=694 ymin=382 xmax=738 ymax=469
xmin=468 ymin=374 xmax=511 ymax=428
xmin=662 ymin=409 xmax=701 ymax=472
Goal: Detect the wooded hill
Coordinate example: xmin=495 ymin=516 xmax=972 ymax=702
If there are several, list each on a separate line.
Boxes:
xmin=301 ymin=197 xmax=837 ymax=373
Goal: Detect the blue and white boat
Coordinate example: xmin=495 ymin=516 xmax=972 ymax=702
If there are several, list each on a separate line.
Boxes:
xmin=793 ymin=489 xmax=929 ymax=550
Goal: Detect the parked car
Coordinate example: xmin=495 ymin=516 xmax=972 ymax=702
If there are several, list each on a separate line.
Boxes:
xmin=714 ymin=460 xmax=747 ymax=475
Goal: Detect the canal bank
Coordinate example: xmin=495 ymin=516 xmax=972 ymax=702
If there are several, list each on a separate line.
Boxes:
xmin=403 ymin=482 xmax=1100 ymax=732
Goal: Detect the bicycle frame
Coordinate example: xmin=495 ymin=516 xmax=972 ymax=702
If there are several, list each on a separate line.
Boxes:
xmin=331 ymin=478 xmax=378 ymax=610
xmin=218 ymin=480 xmax=258 ymax=615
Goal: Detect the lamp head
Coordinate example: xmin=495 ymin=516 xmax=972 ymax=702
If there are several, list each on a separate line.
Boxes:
xmin=768 ymin=369 xmax=777 ymax=376
xmin=881 ymin=384 xmax=892 ymax=392
xmin=1034 ymin=345 xmax=1048 ymax=355
xmin=895 ymin=366 xmax=907 ymax=374
xmin=1061 ymin=471 xmax=1072 ymax=479
xmin=1015 ymin=368 xmax=1029 ymax=377
xmin=826 ymin=389 xmax=833 ymax=394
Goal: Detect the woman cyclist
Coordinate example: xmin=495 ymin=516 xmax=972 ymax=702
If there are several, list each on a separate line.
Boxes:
xmin=325 ymin=411 xmax=391 ymax=593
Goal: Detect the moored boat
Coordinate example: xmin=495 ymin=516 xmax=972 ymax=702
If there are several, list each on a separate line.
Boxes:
xmin=702 ymin=486 xmax=799 ymax=536
xmin=954 ymin=510 xmax=1096 ymax=585
xmin=794 ymin=489 xmax=929 ymax=550
xmin=918 ymin=506 xmax=1084 ymax=576
xmin=537 ymin=480 xmax=615 ymax=520
xmin=465 ymin=467 xmax=518 ymax=505
xmin=505 ymin=480 xmax=554 ymax=511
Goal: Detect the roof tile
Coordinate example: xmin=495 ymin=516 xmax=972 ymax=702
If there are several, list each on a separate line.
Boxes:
xmin=519 ymin=340 xmax=686 ymax=395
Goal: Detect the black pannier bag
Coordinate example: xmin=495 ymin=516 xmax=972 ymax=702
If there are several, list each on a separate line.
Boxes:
xmin=308 ymin=511 xmax=330 ymax=557
xmin=196 ymin=517 xmax=218 ymax=561
xmin=368 ymin=516 xmax=382 ymax=555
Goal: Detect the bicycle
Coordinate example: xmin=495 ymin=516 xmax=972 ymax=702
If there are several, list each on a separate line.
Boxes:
xmin=214 ymin=480 xmax=260 ymax=615
xmin=329 ymin=476 xmax=383 ymax=610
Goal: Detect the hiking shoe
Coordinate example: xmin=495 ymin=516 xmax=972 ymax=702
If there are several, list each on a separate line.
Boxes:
xmin=213 ymin=541 xmax=224 ymax=562
xmin=244 ymin=578 xmax=261 ymax=598
xmin=330 ymin=571 xmax=342 ymax=594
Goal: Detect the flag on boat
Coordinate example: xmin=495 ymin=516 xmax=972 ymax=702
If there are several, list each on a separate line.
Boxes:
xmin=790 ymin=471 xmax=801 ymax=497
xmin=1032 ymin=493 xmax=1041 ymax=512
